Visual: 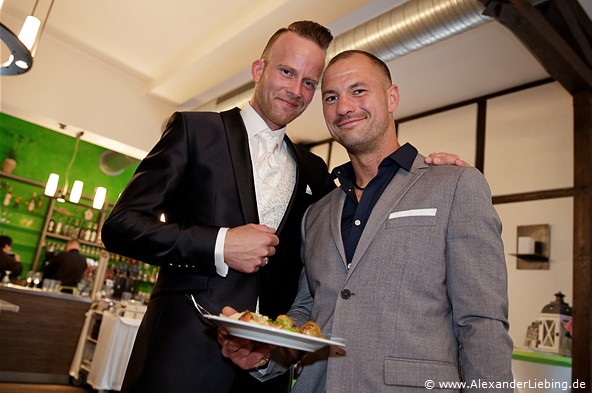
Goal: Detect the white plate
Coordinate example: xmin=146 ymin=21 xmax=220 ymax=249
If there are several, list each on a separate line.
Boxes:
xmin=205 ymin=314 xmax=346 ymax=352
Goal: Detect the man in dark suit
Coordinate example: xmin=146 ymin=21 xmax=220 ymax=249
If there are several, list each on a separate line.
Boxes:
xmin=42 ymin=238 xmax=88 ymax=287
xmin=102 ymin=21 xmax=334 ymax=393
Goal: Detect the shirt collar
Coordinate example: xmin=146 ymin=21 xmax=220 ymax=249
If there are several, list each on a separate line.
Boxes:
xmin=331 ymin=143 xmax=418 ymax=182
xmin=240 ymin=103 xmax=287 ymax=144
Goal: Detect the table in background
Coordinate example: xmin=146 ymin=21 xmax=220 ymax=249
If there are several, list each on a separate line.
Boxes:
xmin=70 ymin=302 xmax=145 ymax=392
xmin=512 ymin=349 xmax=572 ymax=393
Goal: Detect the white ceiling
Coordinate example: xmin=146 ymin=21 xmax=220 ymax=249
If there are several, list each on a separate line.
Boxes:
xmin=1 ymin=0 xmax=591 ymax=158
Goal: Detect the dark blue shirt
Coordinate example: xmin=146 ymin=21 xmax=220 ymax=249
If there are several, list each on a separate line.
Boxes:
xmin=331 ymin=143 xmax=418 ymax=266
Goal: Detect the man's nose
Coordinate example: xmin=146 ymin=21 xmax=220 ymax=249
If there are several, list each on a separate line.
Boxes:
xmin=336 ymin=95 xmax=354 ymax=115
xmin=287 ymin=80 xmax=303 ymax=98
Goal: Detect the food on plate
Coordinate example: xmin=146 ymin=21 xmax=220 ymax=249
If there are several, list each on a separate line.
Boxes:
xmin=300 ymin=321 xmax=323 ymax=337
xmin=227 ymin=310 xmax=324 ymax=338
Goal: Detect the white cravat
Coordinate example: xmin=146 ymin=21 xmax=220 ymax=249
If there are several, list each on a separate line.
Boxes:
xmin=253 ymin=129 xmax=295 ymax=230
xmin=214 ymin=105 xmax=295 ymax=279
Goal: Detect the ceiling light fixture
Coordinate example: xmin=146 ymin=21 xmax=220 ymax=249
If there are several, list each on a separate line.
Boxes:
xmin=0 ymin=0 xmax=55 ymax=75
xmin=43 ymin=132 xmax=109 ymax=210
xmin=44 ymin=131 xmax=84 ymax=203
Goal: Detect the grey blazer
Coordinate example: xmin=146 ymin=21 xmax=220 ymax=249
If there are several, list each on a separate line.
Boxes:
xmin=286 ymin=154 xmax=513 ymax=393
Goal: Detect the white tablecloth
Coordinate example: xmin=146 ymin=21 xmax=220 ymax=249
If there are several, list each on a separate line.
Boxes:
xmin=86 ymin=310 xmax=142 ymax=391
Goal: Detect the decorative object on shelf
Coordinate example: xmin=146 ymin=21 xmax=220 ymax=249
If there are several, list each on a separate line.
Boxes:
xmin=2 ymin=186 xmax=13 ymax=207
xmin=2 ymin=155 xmax=17 ymax=174
xmin=43 ymin=131 xmax=108 ymax=209
xmin=525 ymin=292 xmax=572 ymax=357
xmin=1 ymin=132 xmax=33 ymax=174
xmin=0 ymin=0 xmax=55 ymax=75
xmin=510 ymin=224 xmax=550 ymax=270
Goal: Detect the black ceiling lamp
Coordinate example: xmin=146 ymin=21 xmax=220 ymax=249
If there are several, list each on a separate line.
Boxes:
xmin=0 ymin=0 xmax=55 ymax=76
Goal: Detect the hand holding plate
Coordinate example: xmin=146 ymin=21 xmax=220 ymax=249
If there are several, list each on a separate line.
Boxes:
xmin=219 ymin=306 xmax=275 ymax=370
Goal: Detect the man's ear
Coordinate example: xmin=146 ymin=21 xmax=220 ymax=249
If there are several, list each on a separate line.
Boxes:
xmin=251 ymin=59 xmax=264 ymax=83
xmin=387 ymin=84 xmax=400 ymax=113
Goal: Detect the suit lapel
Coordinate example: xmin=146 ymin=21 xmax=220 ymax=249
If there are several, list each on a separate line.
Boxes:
xmin=329 ymin=190 xmax=348 ymax=270
xmin=347 ymin=155 xmax=429 ymax=275
xmin=275 ymin=136 xmax=299 ymax=234
xmin=220 ymin=108 xmax=259 ymax=224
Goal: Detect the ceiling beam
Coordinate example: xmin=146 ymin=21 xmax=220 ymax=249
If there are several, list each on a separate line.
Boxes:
xmin=481 ymin=0 xmax=592 ymax=94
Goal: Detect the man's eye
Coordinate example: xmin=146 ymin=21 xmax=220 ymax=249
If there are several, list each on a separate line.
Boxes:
xmin=353 ymin=89 xmax=366 ymax=95
xmin=281 ymin=69 xmax=292 ymax=76
xmin=324 ymin=96 xmax=337 ymax=103
xmin=304 ymin=81 xmax=317 ymax=90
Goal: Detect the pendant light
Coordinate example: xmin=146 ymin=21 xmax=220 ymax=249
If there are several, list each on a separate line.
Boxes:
xmin=0 ymin=0 xmax=55 ymax=75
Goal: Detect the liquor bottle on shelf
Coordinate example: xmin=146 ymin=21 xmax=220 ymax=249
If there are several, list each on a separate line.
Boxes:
xmin=79 ymin=221 xmax=87 ymax=240
xmin=62 ymin=218 xmax=70 ymax=237
xmin=75 ymin=219 xmax=82 ymax=238
xmin=55 ymin=217 xmax=63 ymax=235
xmin=83 ymin=222 xmax=92 ymax=241
xmin=47 ymin=216 xmax=56 ymax=233
xmin=90 ymin=223 xmax=98 ymax=243
xmin=67 ymin=219 xmax=76 ymax=237
xmin=27 ymin=192 xmax=37 ymax=212
xmin=2 ymin=187 xmax=12 ymax=207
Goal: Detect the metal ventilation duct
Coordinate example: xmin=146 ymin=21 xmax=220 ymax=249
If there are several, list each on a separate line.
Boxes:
xmin=196 ymin=0 xmax=492 ymax=112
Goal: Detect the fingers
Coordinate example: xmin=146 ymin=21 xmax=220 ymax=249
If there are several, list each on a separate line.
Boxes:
xmin=219 ymin=337 xmax=273 ymax=369
xmin=221 ymin=306 xmax=237 ymax=317
xmin=254 ymin=354 xmax=270 ymax=369
xmin=224 ymin=224 xmax=279 ymax=273
xmin=425 ymin=152 xmax=471 ymax=167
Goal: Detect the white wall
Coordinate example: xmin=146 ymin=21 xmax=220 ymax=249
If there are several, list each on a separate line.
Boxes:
xmin=484 ymin=82 xmax=574 ymax=347
xmin=485 ymin=83 xmax=573 ymax=194
xmin=397 ymin=104 xmax=478 ymax=165
xmin=1 ymin=14 xmax=175 ymax=159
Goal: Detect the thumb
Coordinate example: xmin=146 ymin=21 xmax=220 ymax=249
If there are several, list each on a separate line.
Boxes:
xmin=222 ymin=306 xmax=238 ymax=317
xmin=256 ymin=224 xmax=277 ymax=233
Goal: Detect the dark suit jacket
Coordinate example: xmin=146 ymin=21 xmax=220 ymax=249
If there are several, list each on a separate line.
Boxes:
xmin=42 ymin=249 xmax=87 ymax=286
xmin=0 ymin=252 xmax=22 ymax=281
xmin=101 ymin=108 xmax=332 ymax=392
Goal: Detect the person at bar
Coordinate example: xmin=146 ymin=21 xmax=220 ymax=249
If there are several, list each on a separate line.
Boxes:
xmin=0 ymin=235 xmax=22 ymax=282
xmin=42 ymin=238 xmax=88 ymax=288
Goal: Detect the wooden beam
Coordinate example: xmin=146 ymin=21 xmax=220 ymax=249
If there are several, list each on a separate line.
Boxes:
xmin=482 ymin=0 xmax=592 ymax=93
xmin=475 ymin=100 xmax=487 ymax=173
xmin=572 ymin=89 xmax=592 ymax=389
xmin=492 ymin=188 xmax=573 ymax=204
xmin=552 ymin=0 xmax=592 ymax=67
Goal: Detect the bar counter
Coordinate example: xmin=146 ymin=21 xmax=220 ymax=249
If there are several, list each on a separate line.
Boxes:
xmin=0 ymin=284 xmax=93 ymax=384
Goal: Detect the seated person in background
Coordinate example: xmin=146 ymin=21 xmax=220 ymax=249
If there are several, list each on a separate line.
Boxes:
xmin=43 ymin=238 xmax=88 ymax=288
xmin=0 ymin=235 xmax=22 ymax=282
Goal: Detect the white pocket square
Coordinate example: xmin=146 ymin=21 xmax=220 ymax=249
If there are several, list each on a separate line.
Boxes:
xmin=389 ymin=208 xmax=437 ymax=219
xmin=306 ymin=185 xmax=312 ymax=195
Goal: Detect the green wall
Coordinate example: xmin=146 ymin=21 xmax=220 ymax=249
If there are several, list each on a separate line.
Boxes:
xmin=0 ymin=112 xmax=141 ymax=273
xmin=0 ymin=112 xmax=140 ymax=199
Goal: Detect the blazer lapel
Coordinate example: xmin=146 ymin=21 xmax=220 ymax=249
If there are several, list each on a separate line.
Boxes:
xmin=275 ymin=135 xmax=301 ymax=235
xmin=329 ymin=190 xmax=348 ymax=270
xmin=220 ymin=108 xmax=259 ymax=224
xmin=347 ymin=154 xmax=429 ymax=275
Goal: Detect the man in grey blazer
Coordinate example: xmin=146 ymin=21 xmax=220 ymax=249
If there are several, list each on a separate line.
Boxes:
xmin=220 ymin=50 xmax=513 ymax=392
